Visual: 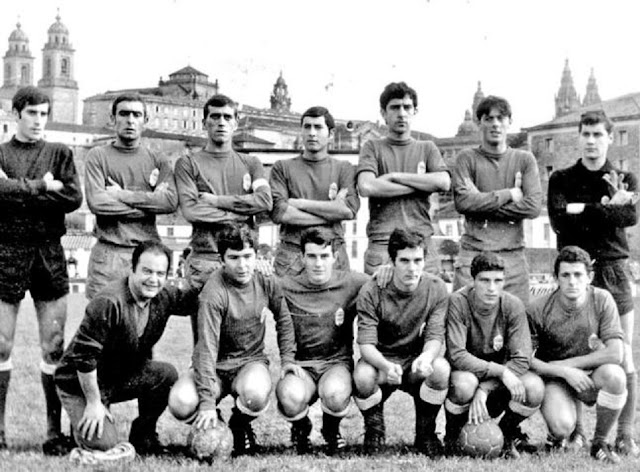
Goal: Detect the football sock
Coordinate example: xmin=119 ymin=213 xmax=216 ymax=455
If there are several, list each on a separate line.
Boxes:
xmin=41 ymin=372 xmax=62 ymax=438
xmin=617 ymin=372 xmax=637 ymax=438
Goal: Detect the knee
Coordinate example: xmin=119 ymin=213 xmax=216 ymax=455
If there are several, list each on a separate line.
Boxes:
xmin=320 ymin=380 xmax=351 ymax=413
xmin=237 ymin=377 xmax=271 ymax=413
xmin=276 ymin=376 xmax=308 ymax=418
xmin=596 ymin=364 xmax=627 ymax=394
xmin=545 ymin=411 xmax=575 ymax=439
xmin=353 ymin=361 xmax=378 ymax=397
xmin=168 ymin=372 xmax=199 ymax=422
xmin=41 ymin=330 xmax=65 ymax=364
xmin=448 ymin=371 xmax=478 ymax=404
xmin=427 ymin=358 xmax=450 ymax=389
xmin=522 ymin=373 xmax=545 ymax=407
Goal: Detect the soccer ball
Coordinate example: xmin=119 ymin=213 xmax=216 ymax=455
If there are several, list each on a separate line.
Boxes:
xmin=78 ymin=418 xmax=119 ymax=451
xmin=187 ymin=421 xmax=234 ymax=461
xmin=458 ymin=421 xmax=504 ymax=459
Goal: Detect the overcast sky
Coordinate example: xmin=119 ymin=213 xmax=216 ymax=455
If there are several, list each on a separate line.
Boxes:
xmin=2 ymin=0 xmax=640 ymax=137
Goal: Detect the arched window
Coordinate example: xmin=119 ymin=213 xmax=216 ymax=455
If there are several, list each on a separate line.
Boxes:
xmin=61 ymin=58 xmax=69 ymax=76
xmin=45 ymin=58 xmax=51 ymax=78
xmin=5 ymin=64 xmax=10 ymax=80
xmin=20 ymin=65 xmax=29 ymax=85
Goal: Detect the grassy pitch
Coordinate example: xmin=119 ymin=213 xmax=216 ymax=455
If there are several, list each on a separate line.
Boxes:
xmin=1 ymin=293 xmax=639 ymax=471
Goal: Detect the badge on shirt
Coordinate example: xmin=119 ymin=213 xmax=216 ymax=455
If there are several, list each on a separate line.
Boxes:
xmin=417 ymin=161 xmax=426 ymax=175
xmin=149 ymin=168 xmax=159 ymax=187
xmin=329 ymin=182 xmax=338 ymax=200
xmin=243 ymin=173 xmax=252 ymax=192
xmin=588 ymin=333 xmax=604 ymax=351
xmin=493 ymin=334 xmax=504 ymax=351
xmin=260 ymin=307 xmax=269 ymax=324
xmin=334 ymin=308 xmax=344 ymax=326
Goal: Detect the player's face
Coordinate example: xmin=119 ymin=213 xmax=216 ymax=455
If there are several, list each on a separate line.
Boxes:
xmin=392 ymin=247 xmax=424 ymax=292
xmin=130 ymin=251 xmax=169 ymax=301
xmin=303 ymin=243 xmax=335 ymax=285
xmin=15 ymin=103 xmax=49 ymax=143
xmin=204 ymin=105 xmax=238 ymax=145
xmin=113 ymin=101 xmax=146 ymax=145
xmin=301 ymin=116 xmax=333 ymax=156
xmin=222 ymin=246 xmax=256 ymax=285
xmin=381 ymin=95 xmax=415 ymax=138
xmin=579 ymin=123 xmax=611 ymax=166
xmin=556 ymin=262 xmax=592 ymax=302
xmin=479 ymin=107 xmax=511 ymax=148
xmin=473 ymin=270 xmax=505 ymax=308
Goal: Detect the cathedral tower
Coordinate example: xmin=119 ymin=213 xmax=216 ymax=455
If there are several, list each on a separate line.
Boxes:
xmin=582 ymin=68 xmax=601 ymax=107
xmin=37 ymin=12 xmax=78 ymax=123
xmin=0 ymin=21 xmax=35 ymax=112
xmin=471 ymin=81 xmax=484 ymax=123
xmin=554 ymin=59 xmax=580 ymax=118
xmin=270 ymin=71 xmax=291 ymax=112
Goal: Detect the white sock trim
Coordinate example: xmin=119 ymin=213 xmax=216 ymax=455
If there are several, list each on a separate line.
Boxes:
xmin=444 ymin=398 xmax=469 ymax=415
xmin=236 ymin=397 xmax=270 ymax=417
xmin=40 ymin=360 xmax=57 ymax=376
xmin=354 ymin=389 xmax=382 ymax=411
xmin=0 ymin=358 xmax=12 ymax=371
xmin=597 ymin=389 xmax=627 ymax=410
xmin=508 ymin=400 xmax=538 ymax=417
xmin=420 ymin=383 xmax=448 ymax=405
xmin=321 ymin=400 xmax=351 ymax=418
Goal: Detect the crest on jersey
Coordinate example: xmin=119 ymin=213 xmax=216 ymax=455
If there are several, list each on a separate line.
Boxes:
xmin=493 ymin=334 xmax=504 ymax=351
xmin=417 ymin=161 xmax=426 ymax=175
xmin=329 ymin=182 xmax=338 ymax=200
xmin=243 ymin=173 xmax=251 ymax=192
xmin=334 ymin=308 xmax=344 ymax=326
xmin=149 ymin=168 xmax=159 ymax=187
xmin=588 ymin=333 xmax=604 ymax=351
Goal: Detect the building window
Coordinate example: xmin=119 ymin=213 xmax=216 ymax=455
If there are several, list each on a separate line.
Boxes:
xmin=352 ymin=222 xmax=357 ymax=235
xmin=619 ymin=159 xmax=628 ymax=171
xmin=45 ymin=58 xmax=51 ymax=78
xmin=545 ymin=138 xmax=554 ymax=152
xmin=444 ymin=224 xmax=453 ymax=237
xmin=3 ymin=124 xmax=8 ymax=133
xmin=618 ymin=130 xmax=628 ymax=146
xmin=543 ymin=223 xmax=550 ymax=243
xmin=155 ymin=106 xmax=159 ymax=113
xmin=61 ymin=58 xmax=69 ymax=77
xmin=351 ymin=241 xmax=358 ymax=258
xmin=5 ymin=64 xmax=10 ymax=80
xmin=167 ymin=227 xmax=174 ymax=237
xmin=546 ymin=165 xmax=553 ymax=176
xmin=192 ymin=110 xmax=197 ymax=117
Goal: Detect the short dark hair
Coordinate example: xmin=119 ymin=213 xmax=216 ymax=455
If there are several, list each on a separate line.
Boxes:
xmin=300 ymin=106 xmax=335 ymax=132
xmin=379 ymin=82 xmax=418 ymax=111
xmin=579 ymin=110 xmax=613 ymax=133
xmin=111 ymin=93 xmax=147 ymax=117
xmin=554 ymin=246 xmax=593 ymax=276
xmin=131 ymin=240 xmax=172 ymax=273
xmin=12 ymin=86 xmax=51 ymax=115
xmin=300 ymin=227 xmax=337 ymax=254
xmin=476 ymin=95 xmax=511 ymax=121
xmin=388 ymin=228 xmax=426 ymax=262
xmin=203 ymin=94 xmax=238 ymax=120
xmin=470 ymin=252 xmax=505 ymax=279
xmin=217 ymin=223 xmax=258 ymax=258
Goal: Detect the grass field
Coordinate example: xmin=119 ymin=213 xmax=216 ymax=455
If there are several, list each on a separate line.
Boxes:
xmin=1 ymin=292 xmax=640 ymax=471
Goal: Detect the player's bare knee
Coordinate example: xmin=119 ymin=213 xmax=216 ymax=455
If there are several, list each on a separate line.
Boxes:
xmin=320 ymin=385 xmax=351 ymax=413
xmin=595 ymin=364 xmax=626 ymax=394
xmin=522 ymin=373 xmax=545 ymax=407
xmin=428 ymin=358 xmax=450 ymax=389
xmin=168 ymin=373 xmax=199 ymax=421
xmin=353 ymin=362 xmax=378 ymax=397
xmin=545 ymin=412 xmax=574 ymax=439
xmin=238 ymin=382 xmax=271 ymax=413
xmin=276 ymin=377 xmax=307 ymax=417
xmin=449 ymin=371 xmax=478 ymax=404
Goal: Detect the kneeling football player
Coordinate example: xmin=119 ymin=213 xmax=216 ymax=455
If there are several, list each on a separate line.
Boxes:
xmin=445 ymin=252 xmax=544 ymax=458
xmin=276 ymin=228 xmax=368 ymax=454
xmin=528 ymin=246 xmax=627 ymax=464
xmin=54 ymin=241 xmax=196 ymax=456
xmin=353 ymin=228 xmax=450 ymax=456
xmin=169 ymin=223 xmax=299 ymax=456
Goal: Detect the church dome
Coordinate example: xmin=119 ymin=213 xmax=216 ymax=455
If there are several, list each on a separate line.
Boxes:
xmin=9 ymin=22 xmax=28 ymax=42
xmin=48 ymin=14 xmax=69 ymax=35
